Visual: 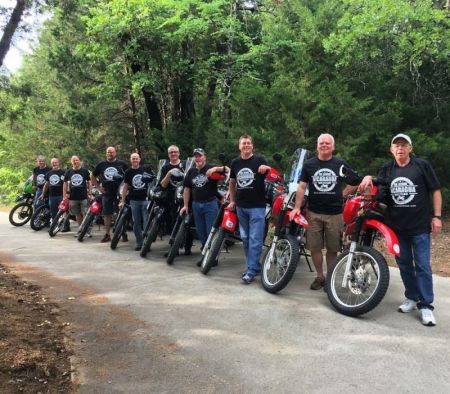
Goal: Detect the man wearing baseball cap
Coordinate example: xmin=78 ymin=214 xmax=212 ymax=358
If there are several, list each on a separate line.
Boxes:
xmin=363 ymin=133 xmax=442 ymax=326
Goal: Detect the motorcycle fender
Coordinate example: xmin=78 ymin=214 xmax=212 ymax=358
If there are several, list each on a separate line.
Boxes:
xmin=363 ymin=219 xmax=400 ymax=257
xmin=90 ymin=201 xmax=102 ymax=215
xmin=222 ymin=209 xmax=237 ymax=232
xmin=154 ymin=205 xmax=165 ymax=219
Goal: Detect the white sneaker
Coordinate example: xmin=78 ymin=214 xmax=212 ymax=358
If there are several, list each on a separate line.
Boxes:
xmin=398 ymin=298 xmax=417 ymax=313
xmin=421 ymin=309 xmax=436 ymax=326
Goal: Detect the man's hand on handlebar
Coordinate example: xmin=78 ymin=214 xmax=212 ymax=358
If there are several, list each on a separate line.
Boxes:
xmin=258 ymin=165 xmax=271 ymax=174
xmin=288 ymin=207 xmax=300 ymax=222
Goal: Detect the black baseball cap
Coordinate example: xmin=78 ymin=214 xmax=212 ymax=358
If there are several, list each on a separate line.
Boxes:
xmin=193 ymin=148 xmax=206 ymax=156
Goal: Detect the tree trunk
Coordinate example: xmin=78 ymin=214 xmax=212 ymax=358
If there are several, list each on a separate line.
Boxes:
xmin=0 ymin=0 xmax=27 ymax=68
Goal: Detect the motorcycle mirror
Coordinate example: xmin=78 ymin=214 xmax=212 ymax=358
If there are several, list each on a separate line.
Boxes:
xmin=273 ymin=153 xmax=282 ymax=163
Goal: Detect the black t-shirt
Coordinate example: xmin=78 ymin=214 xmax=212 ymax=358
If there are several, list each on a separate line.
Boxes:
xmin=378 ymin=157 xmax=440 ymax=236
xmin=300 ymin=156 xmax=356 ymax=215
xmin=230 ymin=155 xmax=268 ymax=208
xmin=124 ymin=167 xmax=149 ymax=201
xmin=33 ymin=166 xmax=51 ymax=189
xmin=92 ymin=160 xmax=129 ymax=194
xmin=45 ymin=169 xmax=65 ymax=197
xmin=64 ymin=168 xmax=90 ymax=201
xmin=183 ymin=164 xmax=218 ymax=202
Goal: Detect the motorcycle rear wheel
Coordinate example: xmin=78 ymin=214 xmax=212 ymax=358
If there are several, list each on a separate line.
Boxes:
xmin=30 ymin=204 xmax=51 ymax=231
xmin=166 ymin=224 xmax=186 ymax=265
xmin=201 ymin=227 xmax=225 ymax=275
xmin=9 ymin=202 xmax=33 ymax=226
xmin=326 ymin=245 xmax=390 ymax=317
xmin=261 ymin=234 xmax=299 ymax=294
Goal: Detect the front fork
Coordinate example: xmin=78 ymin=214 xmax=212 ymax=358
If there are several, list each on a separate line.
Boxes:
xmin=341 ymin=216 xmax=363 ymax=288
xmin=202 ymin=204 xmax=225 ymax=256
xmin=266 ymin=207 xmax=287 ymax=263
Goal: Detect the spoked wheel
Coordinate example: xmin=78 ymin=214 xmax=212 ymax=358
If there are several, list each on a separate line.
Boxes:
xmin=49 ymin=211 xmax=66 ymax=237
xmin=77 ymin=212 xmax=94 ymax=242
xmin=9 ymin=202 xmax=33 ymax=226
xmin=166 ymin=224 xmax=186 ymax=265
xmin=261 ymin=234 xmax=299 ymax=294
xmin=326 ymin=245 xmax=390 ymax=317
xmin=30 ymin=204 xmax=51 ymax=231
xmin=201 ymin=228 xmax=225 ymax=275
xmin=140 ymin=217 xmax=159 ymax=257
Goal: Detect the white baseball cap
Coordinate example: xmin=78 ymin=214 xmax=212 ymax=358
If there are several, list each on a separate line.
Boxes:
xmin=391 ymin=133 xmax=412 ymax=145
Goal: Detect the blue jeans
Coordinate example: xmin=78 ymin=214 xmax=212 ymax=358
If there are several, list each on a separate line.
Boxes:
xmin=49 ymin=195 xmax=63 ymax=219
xmin=192 ymin=200 xmax=219 ymax=249
xmin=130 ymin=200 xmax=149 ymax=247
xmin=236 ymin=206 xmax=266 ymax=276
xmin=395 ymin=233 xmax=434 ymax=310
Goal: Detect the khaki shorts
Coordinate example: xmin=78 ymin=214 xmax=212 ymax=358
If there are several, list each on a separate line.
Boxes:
xmin=306 ymin=211 xmax=343 ymax=253
xmin=70 ymin=199 xmax=88 ymax=216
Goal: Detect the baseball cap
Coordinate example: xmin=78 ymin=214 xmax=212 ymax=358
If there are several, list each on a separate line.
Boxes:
xmin=391 ymin=133 xmax=412 ymax=145
xmin=193 ymin=148 xmax=206 ymax=156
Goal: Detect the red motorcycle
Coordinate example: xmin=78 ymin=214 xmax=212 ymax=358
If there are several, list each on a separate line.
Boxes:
xmin=261 ymin=148 xmax=312 ymax=293
xmin=77 ymin=194 xmax=103 ymax=242
xmin=48 ymin=198 xmax=71 ymax=237
xmin=326 ymin=168 xmax=400 ymax=317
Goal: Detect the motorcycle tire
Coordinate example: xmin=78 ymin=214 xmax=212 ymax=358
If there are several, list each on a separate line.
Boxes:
xmin=30 ymin=204 xmax=51 ymax=231
xmin=48 ymin=211 xmax=66 ymax=237
xmin=140 ymin=217 xmax=159 ymax=257
xmin=110 ymin=211 xmax=128 ymax=250
xmin=261 ymin=234 xmax=299 ymax=294
xmin=201 ymin=227 xmax=225 ymax=275
xmin=9 ymin=202 xmax=33 ymax=226
xmin=77 ymin=212 xmax=95 ymax=242
xmin=166 ymin=224 xmax=186 ymax=265
xmin=326 ymin=245 xmax=390 ymax=317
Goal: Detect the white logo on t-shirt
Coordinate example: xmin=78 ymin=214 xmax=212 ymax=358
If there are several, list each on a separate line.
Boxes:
xmin=49 ymin=174 xmax=61 ymax=186
xmin=193 ymin=174 xmax=208 ymax=188
xmin=71 ymin=174 xmax=83 ymax=187
xmin=132 ymin=174 xmax=145 ymax=189
xmin=236 ymin=168 xmax=254 ymax=188
xmin=312 ymin=168 xmax=337 ymax=192
xmin=36 ymin=174 xmax=45 ymax=186
xmin=390 ymin=177 xmax=417 ymax=205
xmin=104 ymin=166 xmax=118 ymax=181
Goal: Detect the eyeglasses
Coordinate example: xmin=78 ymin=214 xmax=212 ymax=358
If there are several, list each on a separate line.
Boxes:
xmin=169 ymin=151 xmax=179 ymax=154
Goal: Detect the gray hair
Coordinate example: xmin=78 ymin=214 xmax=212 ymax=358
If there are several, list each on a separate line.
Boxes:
xmin=317 ymin=133 xmax=335 ymax=146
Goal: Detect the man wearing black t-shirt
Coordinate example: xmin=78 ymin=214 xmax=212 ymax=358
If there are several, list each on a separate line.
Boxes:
xmin=40 ymin=158 xmax=65 ymax=219
xmin=63 ymin=155 xmax=91 ymax=228
xmin=229 ymin=135 xmax=271 ymax=284
xmin=289 ymin=134 xmax=361 ymax=290
xmin=32 ymin=155 xmax=51 ymax=208
xmin=120 ymin=153 xmax=152 ymax=250
xmin=361 ymin=134 xmax=442 ymax=326
xmin=180 ymin=148 xmax=227 ymax=265
xmin=91 ymin=146 xmax=129 ymax=243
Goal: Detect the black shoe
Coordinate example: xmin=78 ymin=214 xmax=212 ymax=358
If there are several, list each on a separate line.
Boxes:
xmin=135 ymin=245 xmax=142 ymax=251
xmin=196 ymin=259 xmax=203 ymax=267
xmin=61 ymin=227 xmax=71 ymax=233
xmin=122 ymin=233 xmax=128 ymax=242
xmin=184 ymin=249 xmax=192 ymax=256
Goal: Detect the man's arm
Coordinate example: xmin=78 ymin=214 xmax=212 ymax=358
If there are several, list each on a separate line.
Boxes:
xmin=288 ymin=181 xmax=307 ymax=220
xmin=228 ymin=178 xmax=237 ymax=211
xmin=63 ymin=181 xmax=69 ymax=199
xmin=180 ymin=187 xmax=191 ymax=215
xmin=120 ymin=183 xmax=128 ymax=207
xmin=160 ymin=169 xmax=172 ymax=189
xmin=431 ymin=189 xmax=442 ymax=234
xmin=40 ymin=181 xmax=49 ymax=199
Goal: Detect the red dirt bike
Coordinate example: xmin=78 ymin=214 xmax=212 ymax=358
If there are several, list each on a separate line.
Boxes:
xmin=325 ymin=167 xmax=400 ymax=317
xmin=261 ymin=148 xmax=313 ymax=293
xmin=48 ymin=198 xmax=71 ymax=237
xmin=77 ymin=193 xmax=103 ymax=242
xmin=200 ymin=160 xmax=284 ymax=275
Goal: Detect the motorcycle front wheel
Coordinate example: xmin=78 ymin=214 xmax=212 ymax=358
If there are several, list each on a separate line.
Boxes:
xmin=201 ymin=227 xmax=225 ymax=275
xmin=111 ymin=210 xmax=128 ymax=250
xmin=326 ymin=245 xmax=390 ymax=317
xmin=140 ymin=217 xmax=159 ymax=257
xmin=77 ymin=212 xmax=95 ymax=242
xmin=261 ymin=234 xmax=299 ymax=294
xmin=49 ymin=210 xmax=66 ymax=237
xmin=166 ymin=224 xmax=186 ymax=265
xmin=9 ymin=202 xmax=33 ymax=226
xmin=30 ymin=204 xmax=51 ymax=231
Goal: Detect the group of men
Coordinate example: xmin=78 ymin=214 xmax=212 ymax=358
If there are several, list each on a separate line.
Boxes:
xmin=32 ymin=131 xmax=442 ymax=327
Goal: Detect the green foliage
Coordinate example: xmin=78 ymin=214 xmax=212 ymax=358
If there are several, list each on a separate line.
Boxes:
xmin=0 ymin=167 xmax=29 ymax=203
